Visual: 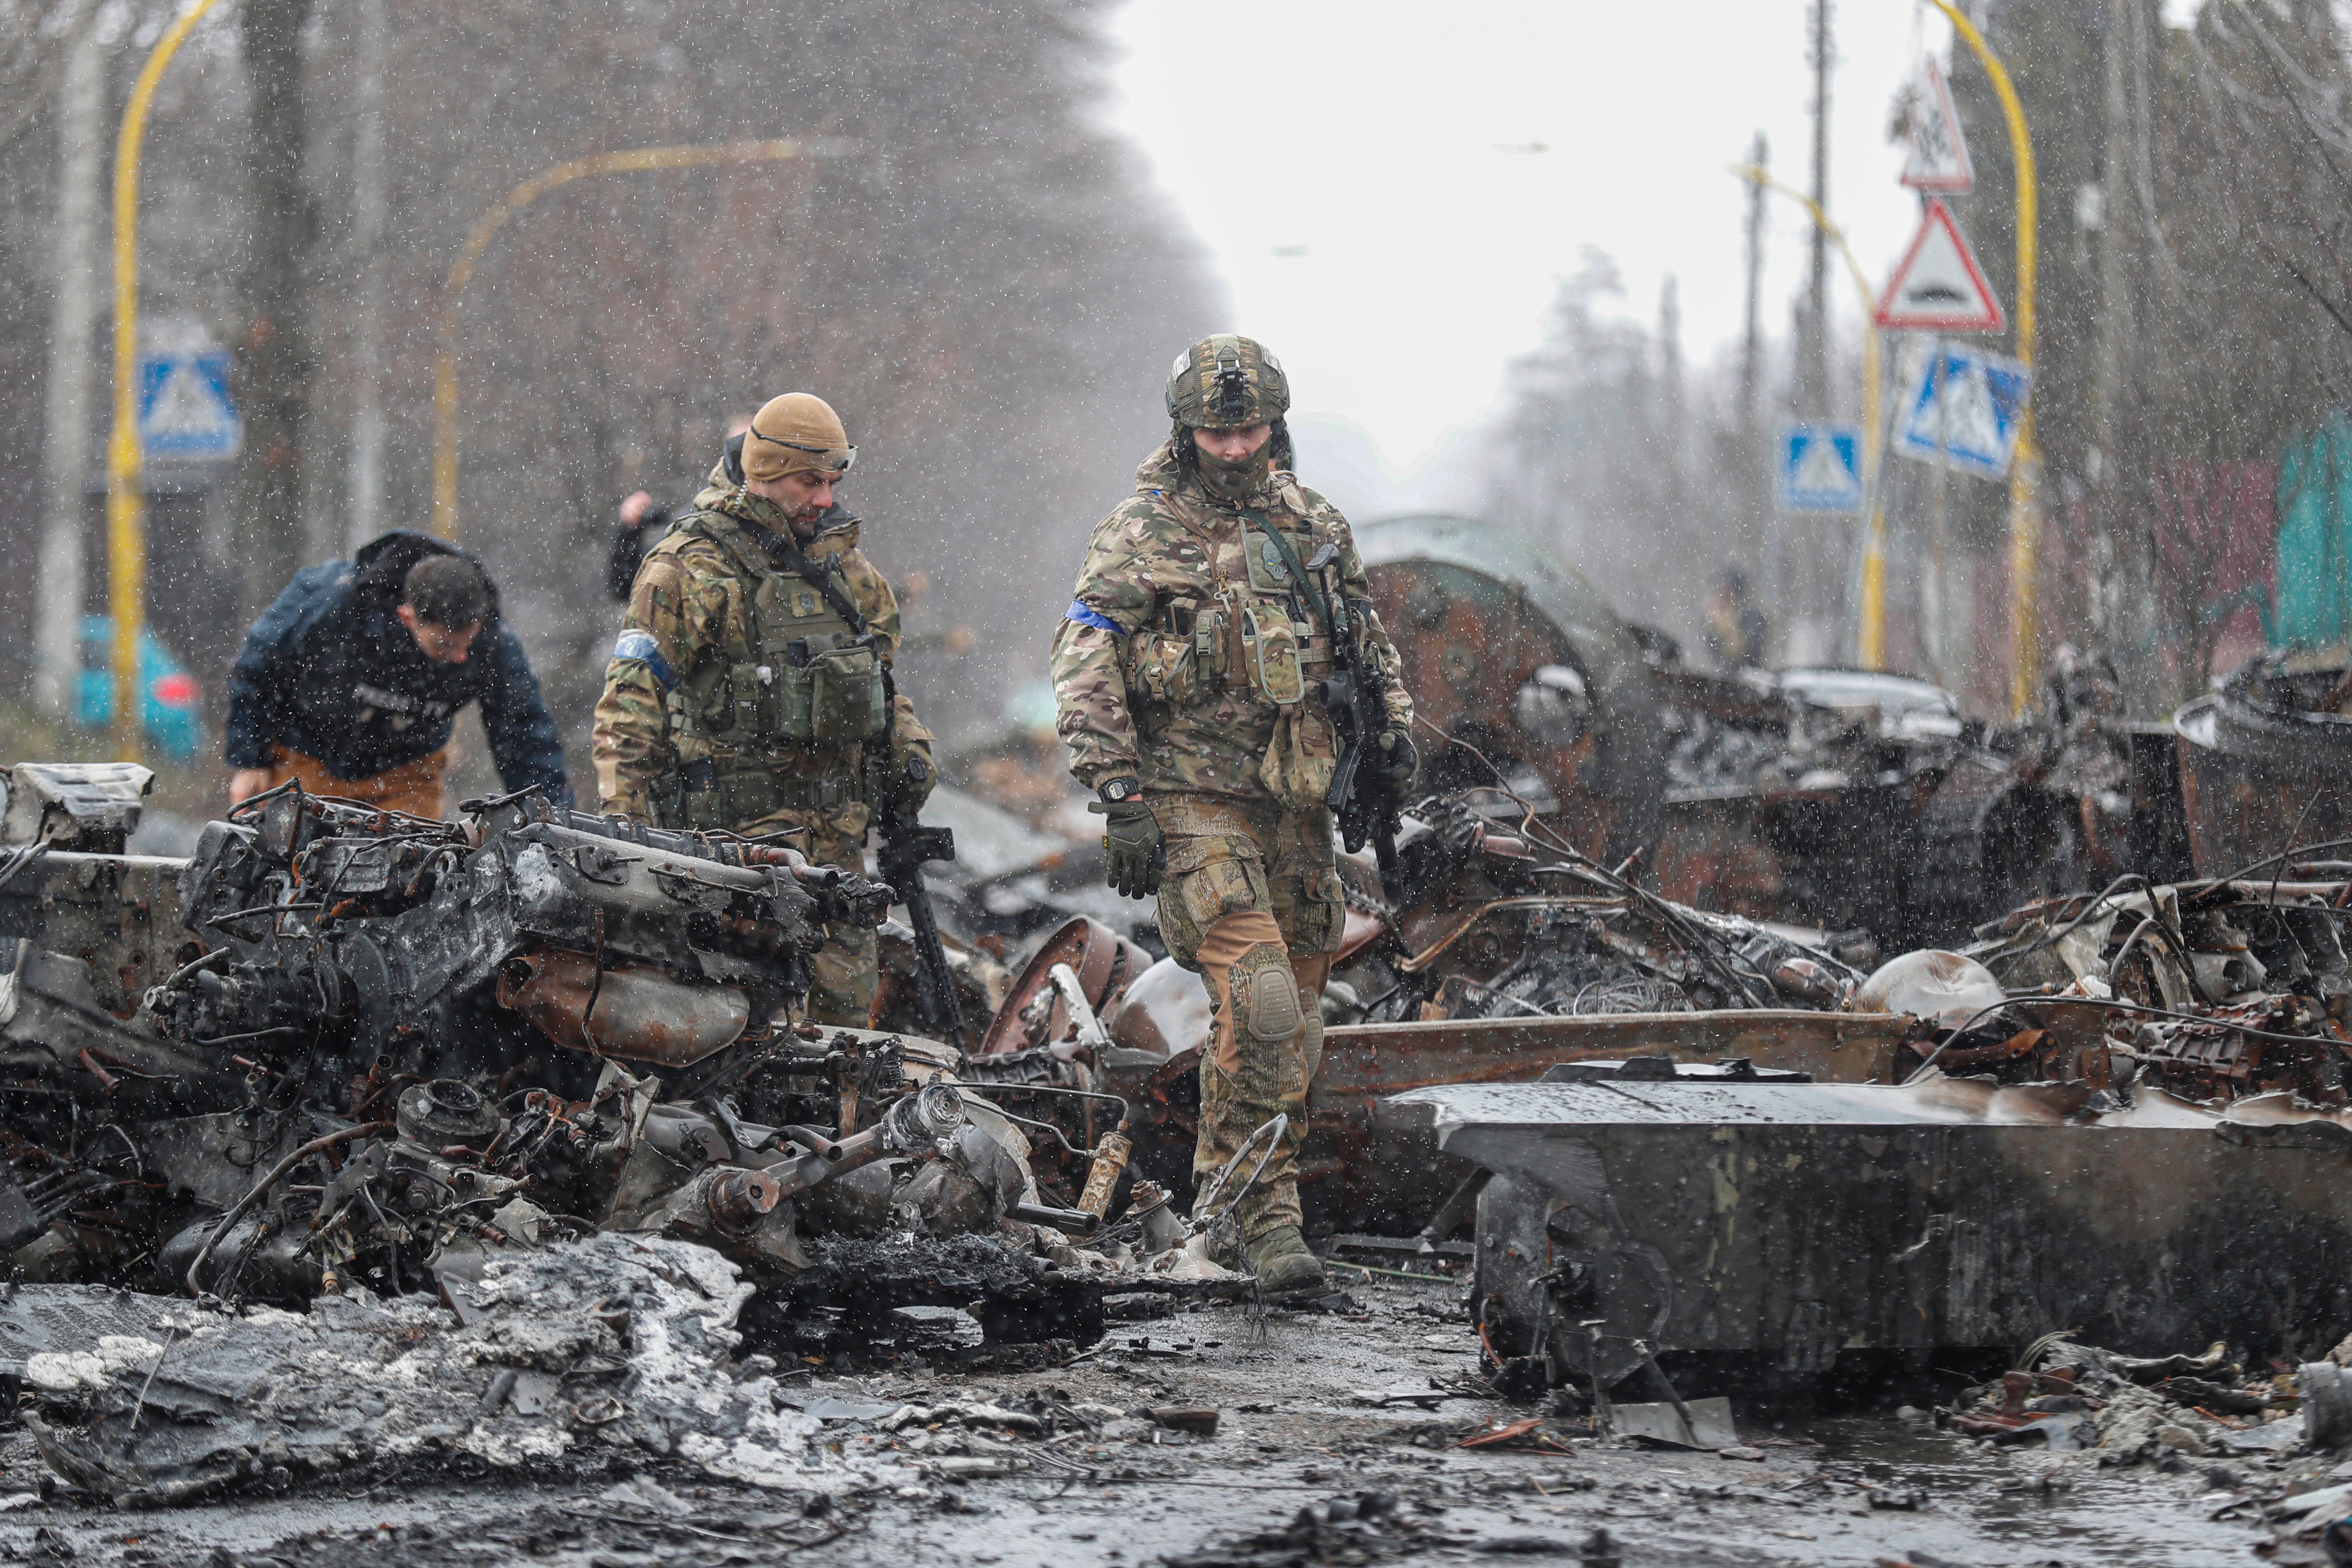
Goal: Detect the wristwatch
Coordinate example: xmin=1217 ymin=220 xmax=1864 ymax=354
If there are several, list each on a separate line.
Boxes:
xmin=1098 ymin=776 xmax=1143 ymax=804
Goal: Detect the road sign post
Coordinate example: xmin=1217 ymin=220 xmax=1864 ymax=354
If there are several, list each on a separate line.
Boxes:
xmin=1902 ymin=57 xmax=1976 ymax=193
xmin=136 ymin=349 xmax=240 ymax=460
xmin=1925 ymin=0 xmax=2041 ymax=716
xmin=107 ymin=0 xmax=231 ymax=763
xmin=1729 ymin=162 xmax=1889 ymax=667
xmin=1874 ymin=199 xmax=2004 ymax=335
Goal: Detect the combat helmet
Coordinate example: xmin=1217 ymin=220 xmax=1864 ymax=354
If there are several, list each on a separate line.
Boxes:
xmin=1165 ymin=335 xmax=1289 ymax=429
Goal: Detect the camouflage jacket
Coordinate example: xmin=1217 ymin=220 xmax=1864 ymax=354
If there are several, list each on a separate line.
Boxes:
xmin=1050 ymin=441 xmax=1413 ymax=806
xmin=591 ymin=480 xmax=932 ymax=829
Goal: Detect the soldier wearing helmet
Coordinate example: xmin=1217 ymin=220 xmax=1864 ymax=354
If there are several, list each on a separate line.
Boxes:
xmin=1050 ymin=335 xmax=1418 ymax=1298
xmin=592 ymin=392 xmax=936 ymax=1027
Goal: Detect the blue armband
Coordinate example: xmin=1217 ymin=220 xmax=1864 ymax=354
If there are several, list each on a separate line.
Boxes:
xmin=611 ymin=629 xmax=676 ymax=690
xmin=1065 ymin=601 xmax=1122 ymax=636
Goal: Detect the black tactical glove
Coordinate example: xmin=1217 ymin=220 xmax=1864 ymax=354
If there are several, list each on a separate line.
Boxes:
xmin=1377 ymin=727 xmax=1418 ymax=792
xmin=1087 ymin=777 xmax=1163 ymax=899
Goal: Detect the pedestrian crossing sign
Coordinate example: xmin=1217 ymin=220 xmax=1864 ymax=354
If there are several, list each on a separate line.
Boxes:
xmin=136 ymin=351 xmax=241 ymax=460
xmin=1779 ymin=424 xmax=1864 ymax=514
xmin=1893 ymin=340 xmax=2031 ymax=482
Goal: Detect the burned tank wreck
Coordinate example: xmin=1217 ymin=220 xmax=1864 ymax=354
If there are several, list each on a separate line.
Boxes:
xmin=1383 ymin=848 xmax=2352 ymax=1406
xmin=0 ymin=764 xmax=1228 ymax=1387
xmin=1357 ymin=518 xmax=2180 ymax=949
xmin=962 ymin=751 xmax=2352 ymax=1358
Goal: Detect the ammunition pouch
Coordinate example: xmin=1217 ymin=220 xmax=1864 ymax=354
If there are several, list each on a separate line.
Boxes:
xmin=1239 ymin=603 xmax=1306 ymax=707
xmin=776 ymin=634 xmax=888 ymax=744
xmin=1131 ymin=628 xmax=1201 ymax=707
xmin=657 ymin=759 xmax=862 ymax=832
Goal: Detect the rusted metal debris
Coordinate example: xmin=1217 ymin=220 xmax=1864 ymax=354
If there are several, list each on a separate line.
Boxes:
xmin=1342 ymin=822 xmax=2352 ymax=1401
xmin=966 ymin=782 xmax=1916 ymax=1236
xmin=1356 ymin=515 xmax=1665 ymax=867
xmin=1640 ymin=645 xmax=2193 ymax=950
xmin=1957 ymin=871 xmax=2352 ymax=1104
xmin=965 ymin=760 xmax=2352 ymax=1257
xmin=1356 ymin=517 xmax=2189 ymax=947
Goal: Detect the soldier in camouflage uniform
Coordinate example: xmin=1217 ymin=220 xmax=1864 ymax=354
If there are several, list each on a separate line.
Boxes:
xmin=1050 ymin=336 xmax=1418 ymax=1298
xmin=593 ymin=393 xmax=935 ymax=1027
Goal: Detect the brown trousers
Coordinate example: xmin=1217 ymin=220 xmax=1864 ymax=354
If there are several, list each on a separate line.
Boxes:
xmin=263 ymin=746 xmax=451 ymax=820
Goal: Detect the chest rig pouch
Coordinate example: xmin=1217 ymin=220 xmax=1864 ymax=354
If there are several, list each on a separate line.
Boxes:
xmin=1238 ymin=510 xmax=1326 ymax=708
xmin=677 ymin=520 xmax=889 ymax=750
xmin=1128 ymin=507 xmax=1326 ymax=713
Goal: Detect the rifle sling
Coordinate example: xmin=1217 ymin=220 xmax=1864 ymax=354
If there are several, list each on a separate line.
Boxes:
xmin=752 ymin=523 xmax=911 ymax=777
xmin=1239 ymin=509 xmax=1333 ymax=639
xmin=755 ymin=527 xmax=871 ymax=638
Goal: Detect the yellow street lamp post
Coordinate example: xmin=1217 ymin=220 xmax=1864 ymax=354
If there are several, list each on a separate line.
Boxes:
xmin=1729 ymin=163 xmax=1890 ymax=669
xmin=1926 ymin=0 xmax=2040 ymax=714
xmin=107 ymin=0 xmax=232 ymax=761
xmin=430 ymin=139 xmax=800 ymax=539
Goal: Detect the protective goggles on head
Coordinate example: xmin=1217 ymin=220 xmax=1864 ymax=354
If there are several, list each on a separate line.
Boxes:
xmin=745 ymin=424 xmax=858 ymax=475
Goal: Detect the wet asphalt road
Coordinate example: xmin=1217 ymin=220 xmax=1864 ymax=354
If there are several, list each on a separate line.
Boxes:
xmin=0 ymin=1273 xmax=2270 ymax=1567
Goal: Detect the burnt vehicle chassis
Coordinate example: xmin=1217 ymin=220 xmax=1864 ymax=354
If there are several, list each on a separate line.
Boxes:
xmin=0 ymin=767 xmax=1124 ymax=1356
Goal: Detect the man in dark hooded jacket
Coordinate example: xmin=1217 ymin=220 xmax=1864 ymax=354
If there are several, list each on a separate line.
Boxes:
xmin=225 ymin=531 xmax=570 ymax=817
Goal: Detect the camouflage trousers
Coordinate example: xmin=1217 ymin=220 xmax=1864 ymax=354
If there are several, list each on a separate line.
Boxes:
xmin=1152 ymin=793 xmax=1345 ymax=1240
xmin=740 ymin=803 xmax=876 ymax=1030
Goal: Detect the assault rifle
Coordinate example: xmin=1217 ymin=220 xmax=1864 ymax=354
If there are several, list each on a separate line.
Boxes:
xmin=1311 ymin=544 xmax=1402 ymax=883
xmin=870 ymin=676 xmax=968 ymax=1050
xmin=756 ymin=523 xmax=968 ymax=1049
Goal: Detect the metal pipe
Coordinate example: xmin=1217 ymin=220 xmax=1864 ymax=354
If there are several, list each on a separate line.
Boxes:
xmin=184 ymin=1121 xmax=391 ymax=1297
xmin=431 ymin=141 xmax=800 ymax=538
xmin=106 ymin=0 xmax=234 ymax=760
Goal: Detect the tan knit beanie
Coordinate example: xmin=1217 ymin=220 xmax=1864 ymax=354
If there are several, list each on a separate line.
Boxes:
xmin=741 ymin=393 xmax=853 ymax=482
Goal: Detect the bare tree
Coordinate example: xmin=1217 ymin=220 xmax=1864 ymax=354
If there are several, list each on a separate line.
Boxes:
xmin=232 ymin=0 xmax=316 ymax=622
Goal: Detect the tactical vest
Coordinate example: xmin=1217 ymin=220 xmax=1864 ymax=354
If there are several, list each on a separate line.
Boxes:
xmin=657 ymin=513 xmax=889 ymax=831
xmin=1124 ymin=497 xmax=1343 ymax=809
xmin=1124 ymin=501 xmax=1336 ymax=714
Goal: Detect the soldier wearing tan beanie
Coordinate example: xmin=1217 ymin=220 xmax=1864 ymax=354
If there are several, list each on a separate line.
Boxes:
xmin=592 ymin=393 xmax=935 ymax=1028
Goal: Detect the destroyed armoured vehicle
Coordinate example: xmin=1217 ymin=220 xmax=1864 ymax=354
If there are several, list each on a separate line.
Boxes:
xmin=0 ymin=764 xmax=1143 ymax=1357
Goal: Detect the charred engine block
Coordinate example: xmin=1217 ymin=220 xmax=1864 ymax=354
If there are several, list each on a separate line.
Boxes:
xmin=151 ymin=784 xmax=893 ymax=1090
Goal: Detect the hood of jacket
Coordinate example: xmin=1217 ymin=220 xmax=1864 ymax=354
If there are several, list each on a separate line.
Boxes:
xmin=346 ymin=530 xmax=503 ymax=621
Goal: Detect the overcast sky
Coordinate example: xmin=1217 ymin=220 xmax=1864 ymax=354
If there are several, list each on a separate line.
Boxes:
xmin=1106 ymin=0 xmax=1968 ymax=491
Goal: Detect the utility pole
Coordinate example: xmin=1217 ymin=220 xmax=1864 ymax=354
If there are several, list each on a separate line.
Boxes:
xmin=1658 ymin=273 xmax=1685 ymax=512
xmin=1739 ymin=131 xmax=1772 ymax=621
xmin=2091 ymin=0 xmax=2146 ymax=705
xmin=1801 ymin=0 xmax=1834 ymax=415
xmin=346 ymin=0 xmax=387 ymax=548
xmin=1784 ymin=0 xmax=1833 ymax=652
xmin=36 ymin=16 xmax=104 ymax=718
xmin=233 ymin=0 xmax=317 ymax=621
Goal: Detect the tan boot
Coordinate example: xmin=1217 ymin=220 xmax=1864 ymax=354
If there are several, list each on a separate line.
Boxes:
xmin=1247 ymin=1224 xmax=1328 ymax=1300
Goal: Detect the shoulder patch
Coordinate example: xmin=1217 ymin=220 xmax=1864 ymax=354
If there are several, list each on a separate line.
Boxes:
xmin=612 ymin=629 xmax=676 ymax=689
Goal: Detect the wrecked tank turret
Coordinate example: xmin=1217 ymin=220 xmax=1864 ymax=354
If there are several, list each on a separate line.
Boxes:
xmin=2176 ymin=653 xmax=2352 ymax=878
xmin=1355 ymin=514 xmax=1666 ymax=865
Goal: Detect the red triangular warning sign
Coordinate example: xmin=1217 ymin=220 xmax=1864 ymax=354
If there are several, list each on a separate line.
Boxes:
xmin=1901 ymin=57 xmax=1974 ymax=193
xmin=1874 ymin=199 xmax=2005 ymax=333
